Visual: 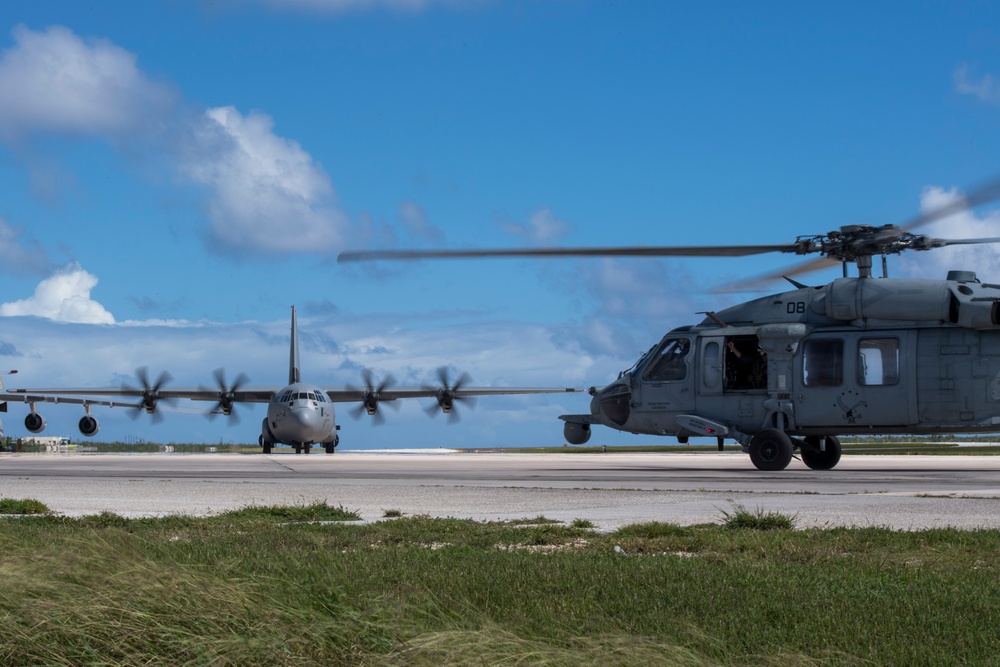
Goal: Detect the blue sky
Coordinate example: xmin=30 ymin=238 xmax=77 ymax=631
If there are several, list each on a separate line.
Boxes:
xmin=1 ymin=0 xmax=1000 ymax=448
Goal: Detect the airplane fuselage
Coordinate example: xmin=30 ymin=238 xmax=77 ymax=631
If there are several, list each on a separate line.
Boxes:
xmin=261 ymin=381 xmax=338 ymax=454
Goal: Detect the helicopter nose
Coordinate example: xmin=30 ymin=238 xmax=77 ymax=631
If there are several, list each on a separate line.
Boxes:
xmin=592 ymin=383 xmax=631 ymax=427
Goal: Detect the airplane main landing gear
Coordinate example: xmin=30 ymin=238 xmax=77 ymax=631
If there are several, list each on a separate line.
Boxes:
xmin=800 ymin=435 xmax=842 ymax=470
xmin=748 ymin=428 xmax=794 ymax=471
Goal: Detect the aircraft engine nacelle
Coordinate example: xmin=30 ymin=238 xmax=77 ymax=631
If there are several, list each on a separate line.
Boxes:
xmin=78 ymin=415 xmax=100 ymax=437
xmin=564 ymin=421 xmax=591 ymax=445
xmin=24 ymin=412 xmax=46 ymax=434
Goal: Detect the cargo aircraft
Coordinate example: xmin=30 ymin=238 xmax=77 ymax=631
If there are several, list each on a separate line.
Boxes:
xmin=0 ymin=307 xmax=579 ymax=453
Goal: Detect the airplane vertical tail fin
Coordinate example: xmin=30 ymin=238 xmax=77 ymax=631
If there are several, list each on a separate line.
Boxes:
xmin=289 ymin=305 xmax=300 ymax=385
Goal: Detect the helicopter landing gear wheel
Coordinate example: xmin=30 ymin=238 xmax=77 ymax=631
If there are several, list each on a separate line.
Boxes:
xmin=801 ymin=435 xmax=842 ymax=470
xmin=748 ymin=429 xmax=794 ymax=471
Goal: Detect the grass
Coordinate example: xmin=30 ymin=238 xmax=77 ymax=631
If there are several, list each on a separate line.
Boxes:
xmin=0 ymin=501 xmax=998 ymax=665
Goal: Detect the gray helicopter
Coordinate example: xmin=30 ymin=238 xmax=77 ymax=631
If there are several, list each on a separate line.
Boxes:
xmin=339 ymin=179 xmax=1000 ymax=470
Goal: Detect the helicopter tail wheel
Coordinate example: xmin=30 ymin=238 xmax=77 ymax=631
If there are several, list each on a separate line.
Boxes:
xmin=748 ymin=429 xmax=794 ymax=471
xmin=801 ymin=435 xmax=842 ymax=470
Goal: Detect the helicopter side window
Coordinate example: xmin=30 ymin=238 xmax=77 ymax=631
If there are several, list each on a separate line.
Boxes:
xmin=858 ymin=338 xmax=899 ymax=386
xmin=803 ymin=339 xmax=843 ymax=386
xmin=644 ymin=338 xmax=691 ymax=382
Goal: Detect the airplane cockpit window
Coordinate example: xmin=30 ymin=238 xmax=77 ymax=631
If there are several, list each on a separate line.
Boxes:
xmin=803 ymin=339 xmax=844 ymax=386
xmin=858 ymin=338 xmax=900 ymax=386
xmin=644 ymin=338 xmax=691 ymax=382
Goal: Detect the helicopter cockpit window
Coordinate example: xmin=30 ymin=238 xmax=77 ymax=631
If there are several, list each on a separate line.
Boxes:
xmin=858 ymin=338 xmax=900 ymax=386
xmin=803 ymin=339 xmax=844 ymax=387
xmin=644 ymin=338 xmax=691 ymax=382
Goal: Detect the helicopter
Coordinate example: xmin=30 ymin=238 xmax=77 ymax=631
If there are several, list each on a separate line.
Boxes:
xmin=338 ymin=178 xmax=1000 ymax=471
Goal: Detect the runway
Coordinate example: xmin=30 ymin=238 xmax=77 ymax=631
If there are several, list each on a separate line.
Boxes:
xmin=2 ymin=450 xmax=1000 ymax=531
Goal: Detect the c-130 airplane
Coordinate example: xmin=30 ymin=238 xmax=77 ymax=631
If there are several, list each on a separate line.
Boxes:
xmin=0 ymin=307 xmax=580 ymax=453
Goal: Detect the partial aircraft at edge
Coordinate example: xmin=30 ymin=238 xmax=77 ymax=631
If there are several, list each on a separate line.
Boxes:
xmin=0 ymin=307 xmax=580 ymax=453
xmin=339 ymin=177 xmax=1000 ymax=471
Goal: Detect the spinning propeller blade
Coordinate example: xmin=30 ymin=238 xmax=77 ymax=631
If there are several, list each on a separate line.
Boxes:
xmin=202 ymin=368 xmax=249 ymax=424
xmin=347 ymin=369 xmax=398 ymax=425
xmin=422 ymin=366 xmax=477 ymax=423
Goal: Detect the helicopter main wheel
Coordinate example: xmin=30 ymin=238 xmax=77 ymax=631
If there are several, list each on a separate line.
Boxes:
xmin=748 ymin=429 xmax=794 ymax=471
xmin=801 ymin=435 xmax=842 ymax=470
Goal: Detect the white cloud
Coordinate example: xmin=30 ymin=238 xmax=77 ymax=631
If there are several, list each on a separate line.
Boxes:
xmin=897 ymin=185 xmax=1000 ymax=280
xmin=0 ymin=24 xmax=176 ymax=141
xmin=181 ymin=106 xmax=351 ymax=255
xmin=954 ymin=65 xmax=1000 ymax=105
xmin=500 ymin=207 xmax=569 ymax=245
xmin=0 ymin=26 xmax=351 ymax=257
xmin=0 ymin=263 xmax=115 ymax=324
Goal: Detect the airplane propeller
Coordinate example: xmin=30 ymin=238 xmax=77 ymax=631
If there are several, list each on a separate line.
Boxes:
xmin=423 ymin=366 xmax=477 ymax=423
xmin=348 ymin=369 xmax=398 ymax=425
xmin=125 ymin=367 xmax=173 ymax=423
xmin=337 ymin=174 xmax=1000 ymax=292
xmin=204 ymin=368 xmax=250 ymax=424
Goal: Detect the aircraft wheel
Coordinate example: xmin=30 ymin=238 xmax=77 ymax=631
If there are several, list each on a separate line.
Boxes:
xmin=303 ymin=444 xmax=311 ymax=455
xmin=748 ymin=429 xmax=794 ymax=471
xmin=325 ymin=442 xmax=336 ymax=454
xmin=294 ymin=443 xmax=302 ymax=454
xmin=801 ymin=435 xmax=842 ymax=470
xmin=262 ymin=442 xmax=272 ymax=454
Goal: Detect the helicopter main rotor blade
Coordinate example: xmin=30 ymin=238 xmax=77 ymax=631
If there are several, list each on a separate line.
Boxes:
xmin=339 ymin=244 xmax=797 ymax=262
xmin=714 ymin=255 xmax=841 ymax=293
xmin=897 ymin=174 xmax=1000 ymax=232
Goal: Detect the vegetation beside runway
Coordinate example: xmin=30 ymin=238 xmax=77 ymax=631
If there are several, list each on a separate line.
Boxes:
xmin=0 ymin=501 xmax=997 ymax=666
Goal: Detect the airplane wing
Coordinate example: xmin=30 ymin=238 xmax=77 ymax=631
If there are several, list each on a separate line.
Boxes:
xmin=0 ymin=392 xmax=143 ymax=410
xmin=2 ymin=384 xmax=580 ymax=406
xmin=325 ymin=386 xmax=581 ymax=402
xmin=1 ymin=386 xmax=278 ymax=404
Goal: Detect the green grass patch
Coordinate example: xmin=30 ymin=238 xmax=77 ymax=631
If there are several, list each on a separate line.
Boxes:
xmin=0 ymin=504 xmax=997 ymax=665
xmin=720 ymin=505 xmax=797 ymax=531
xmin=0 ymin=498 xmax=50 ymax=515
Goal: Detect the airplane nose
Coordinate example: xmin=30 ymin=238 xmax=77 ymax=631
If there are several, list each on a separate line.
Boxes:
xmin=290 ymin=407 xmax=322 ymax=439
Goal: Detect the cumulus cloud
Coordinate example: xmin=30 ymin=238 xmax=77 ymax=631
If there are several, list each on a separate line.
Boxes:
xmin=182 ymin=106 xmax=351 ymax=255
xmin=954 ymin=65 xmax=1000 ymax=105
xmin=0 ymin=263 xmax=115 ymax=324
xmin=0 ymin=25 xmax=351 ymax=257
xmin=897 ymin=185 xmax=1000 ymax=280
xmin=0 ymin=24 xmax=176 ymax=142
xmin=499 ymin=207 xmax=569 ymax=245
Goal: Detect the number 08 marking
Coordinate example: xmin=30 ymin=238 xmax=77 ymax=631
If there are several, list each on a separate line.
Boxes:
xmin=786 ymin=301 xmax=806 ymax=314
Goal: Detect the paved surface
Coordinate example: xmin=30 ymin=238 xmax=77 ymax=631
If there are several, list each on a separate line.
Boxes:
xmin=2 ymin=451 xmax=1000 ymax=531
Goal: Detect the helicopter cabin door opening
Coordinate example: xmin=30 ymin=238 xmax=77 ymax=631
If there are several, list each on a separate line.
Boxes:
xmin=724 ymin=335 xmax=767 ymax=392
xmin=795 ymin=332 xmax=915 ymax=429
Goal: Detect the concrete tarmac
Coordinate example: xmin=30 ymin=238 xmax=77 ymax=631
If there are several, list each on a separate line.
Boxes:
xmin=1 ymin=450 xmax=1000 ymax=531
